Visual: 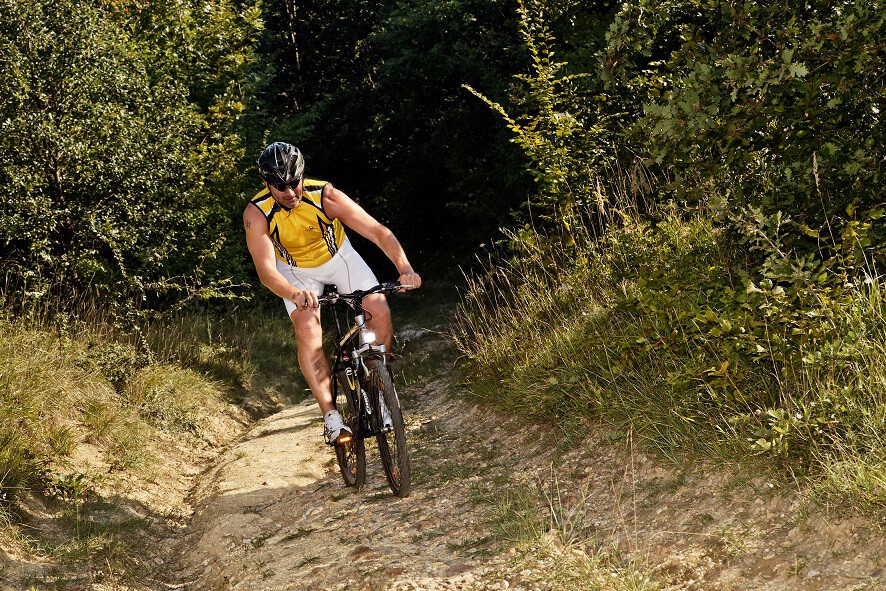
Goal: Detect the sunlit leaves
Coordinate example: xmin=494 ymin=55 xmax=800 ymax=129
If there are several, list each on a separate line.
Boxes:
xmin=0 ymin=0 xmax=260 ymax=311
xmin=603 ymin=0 xmax=884 ymax=232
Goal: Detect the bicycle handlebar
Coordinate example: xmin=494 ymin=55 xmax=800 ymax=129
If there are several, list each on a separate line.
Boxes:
xmin=318 ymin=282 xmax=413 ymax=305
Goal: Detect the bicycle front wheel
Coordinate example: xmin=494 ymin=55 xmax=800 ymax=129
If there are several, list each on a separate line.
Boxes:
xmin=365 ymin=358 xmax=411 ymax=497
xmin=333 ymin=369 xmax=366 ymax=488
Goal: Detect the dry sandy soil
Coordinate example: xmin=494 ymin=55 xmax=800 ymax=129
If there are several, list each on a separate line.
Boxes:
xmin=160 ymin=327 xmax=884 ymax=591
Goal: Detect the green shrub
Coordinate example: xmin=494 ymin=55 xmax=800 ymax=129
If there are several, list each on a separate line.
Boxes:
xmin=82 ymin=343 xmax=152 ymax=394
xmin=459 ymin=0 xmax=885 ymax=507
xmin=0 ymin=0 xmax=260 ymax=311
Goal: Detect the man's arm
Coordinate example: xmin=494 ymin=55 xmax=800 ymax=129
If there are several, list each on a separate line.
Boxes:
xmin=243 ymin=205 xmax=319 ymax=308
xmin=322 ymin=185 xmax=422 ymax=289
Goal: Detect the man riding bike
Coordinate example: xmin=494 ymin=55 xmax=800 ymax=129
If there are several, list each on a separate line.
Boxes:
xmin=243 ymin=142 xmax=422 ymax=444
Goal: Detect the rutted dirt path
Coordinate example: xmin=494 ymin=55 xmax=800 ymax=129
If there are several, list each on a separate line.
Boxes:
xmin=167 ymin=348 xmax=525 ymax=591
xmin=165 ymin=325 xmax=885 ymax=591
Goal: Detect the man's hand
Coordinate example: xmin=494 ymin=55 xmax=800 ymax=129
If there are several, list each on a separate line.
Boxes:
xmin=291 ymin=289 xmax=319 ymax=310
xmin=398 ymin=270 xmax=422 ymax=291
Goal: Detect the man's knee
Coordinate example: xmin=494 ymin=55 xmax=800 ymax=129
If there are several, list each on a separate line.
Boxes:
xmin=365 ymin=294 xmax=391 ymax=325
xmin=291 ymin=310 xmax=322 ymax=342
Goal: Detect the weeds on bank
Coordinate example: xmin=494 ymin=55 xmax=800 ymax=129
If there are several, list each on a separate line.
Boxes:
xmin=12 ymin=474 xmax=152 ymax=589
xmin=490 ymin=467 xmax=659 ymax=591
xmin=0 ymin=315 xmax=171 ymax=584
xmin=0 ymin=299 xmax=299 ymax=497
xmin=456 ymin=199 xmax=886 ymax=509
xmin=143 ymin=304 xmax=300 ymax=404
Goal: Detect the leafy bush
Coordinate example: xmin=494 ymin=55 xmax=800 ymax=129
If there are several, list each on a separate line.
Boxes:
xmin=83 ymin=343 xmax=152 ymax=394
xmin=457 ymin=0 xmax=885 ymax=507
xmin=0 ymin=0 xmax=261 ymax=312
xmin=607 ymin=0 xmax=884 ymax=249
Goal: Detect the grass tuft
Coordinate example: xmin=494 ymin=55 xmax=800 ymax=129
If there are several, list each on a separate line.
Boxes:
xmin=489 ymin=466 xmax=660 ymax=590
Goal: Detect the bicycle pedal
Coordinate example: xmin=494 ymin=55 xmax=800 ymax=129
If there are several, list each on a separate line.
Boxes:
xmin=324 ymin=430 xmax=352 ymax=446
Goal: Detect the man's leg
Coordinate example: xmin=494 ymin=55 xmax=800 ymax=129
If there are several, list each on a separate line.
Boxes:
xmin=291 ymin=307 xmax=334 ymax=414
xmin=364 ymin=293 xmax=393 ymax=352
xmin=329 ymin=242 xmax=392 ymax=351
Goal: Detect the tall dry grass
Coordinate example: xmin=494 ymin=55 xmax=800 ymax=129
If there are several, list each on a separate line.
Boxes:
xmin=456 ymin=196 xmax=886 ymax=507
xmin=0 ymin=290 xmax=302 ymax=506
xmin=0 ymin=291 xmax=309 ymax=587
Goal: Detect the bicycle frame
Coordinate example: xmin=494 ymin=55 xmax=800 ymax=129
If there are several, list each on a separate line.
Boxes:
xmin=323 ymin=283 xmax=401 ymax=438
xmin=330 ymin=296 xmax=386 ymax=365
xmin=322 ymin=282 xmax=413 ymax=496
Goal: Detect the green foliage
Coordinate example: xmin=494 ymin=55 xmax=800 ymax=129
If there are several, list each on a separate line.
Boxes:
xmin=602 ymin=0 xmax=884 ymax=233
xmin=252 ymin=0 xmax=533 ymax=262
xmin=456 ymin=0 xmax=885 ymax=506
xmin=456 ymin=201 xmax=886 ymax=504
xmin=0 ymin=0 xmax=260 ymax=312
xmin=613 ymin=208 xmax=885 ymax=462
xmin=83 ymin=342 xmax=152 ymax=394
xmin=465 ymin=0 xmax=625 ymax=228
xmin=44 ymin=472 xmax=103 ymax=505
xmin=466 ymin=0 xmax=883 ymax=264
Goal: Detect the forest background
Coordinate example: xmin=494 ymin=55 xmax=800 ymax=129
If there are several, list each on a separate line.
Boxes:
xmin=0 ymin=0 xmax=884 ymax=574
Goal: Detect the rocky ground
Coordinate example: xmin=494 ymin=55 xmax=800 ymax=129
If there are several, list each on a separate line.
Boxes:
xmin=162 ymin=325 xmax=885 ymax=591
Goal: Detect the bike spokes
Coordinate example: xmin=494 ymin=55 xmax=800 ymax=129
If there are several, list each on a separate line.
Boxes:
xmin=366 ymin=359 xmax=411 ymax=497
xmin=333 ymin=370 xmax=366 ymax=488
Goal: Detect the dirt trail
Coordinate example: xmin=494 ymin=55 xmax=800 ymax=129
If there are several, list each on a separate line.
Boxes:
xmin=169 ymin=368 xmax=500 ymax=591
xmin=167 ymin=327 xmax=885 ymax=591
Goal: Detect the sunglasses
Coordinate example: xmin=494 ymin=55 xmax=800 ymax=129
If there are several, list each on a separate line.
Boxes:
xmin=272 ymin=175 xmax=303 ymax=192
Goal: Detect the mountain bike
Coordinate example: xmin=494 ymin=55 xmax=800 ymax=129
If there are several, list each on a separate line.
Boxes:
xmin=319 ymin=282 xmax=411 ymax=498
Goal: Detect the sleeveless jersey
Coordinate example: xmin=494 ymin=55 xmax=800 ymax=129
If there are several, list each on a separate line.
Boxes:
xmin=249 ymin=179 xmax=347 ymax=268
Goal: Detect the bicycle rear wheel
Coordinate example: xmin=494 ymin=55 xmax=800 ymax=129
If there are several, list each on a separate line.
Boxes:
xmin=365 ymin=357 xmax=410 ymax=497
xmin=333 ymin=369 xmax=366 ymax=488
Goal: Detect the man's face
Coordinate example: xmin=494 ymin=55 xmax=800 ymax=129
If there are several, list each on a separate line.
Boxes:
xmin=268 ymin=176 xmax=303 ymax=209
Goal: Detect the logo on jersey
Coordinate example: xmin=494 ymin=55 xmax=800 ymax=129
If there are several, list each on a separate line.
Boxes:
xmin=318 ymin=217 xmax=339 ymax=257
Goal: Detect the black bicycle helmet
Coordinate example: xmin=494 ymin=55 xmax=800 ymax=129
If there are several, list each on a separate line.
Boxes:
xmin=257 ymin=142 xmax=305 ymax=185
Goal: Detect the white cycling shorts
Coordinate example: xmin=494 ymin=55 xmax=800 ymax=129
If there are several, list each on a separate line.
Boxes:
xmin=277 ymin=239 xmax=380 ymax=316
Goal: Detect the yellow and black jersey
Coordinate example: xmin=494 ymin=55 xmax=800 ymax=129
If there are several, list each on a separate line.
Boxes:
xmin=249 ymin=178 xmax=347 ymax=268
